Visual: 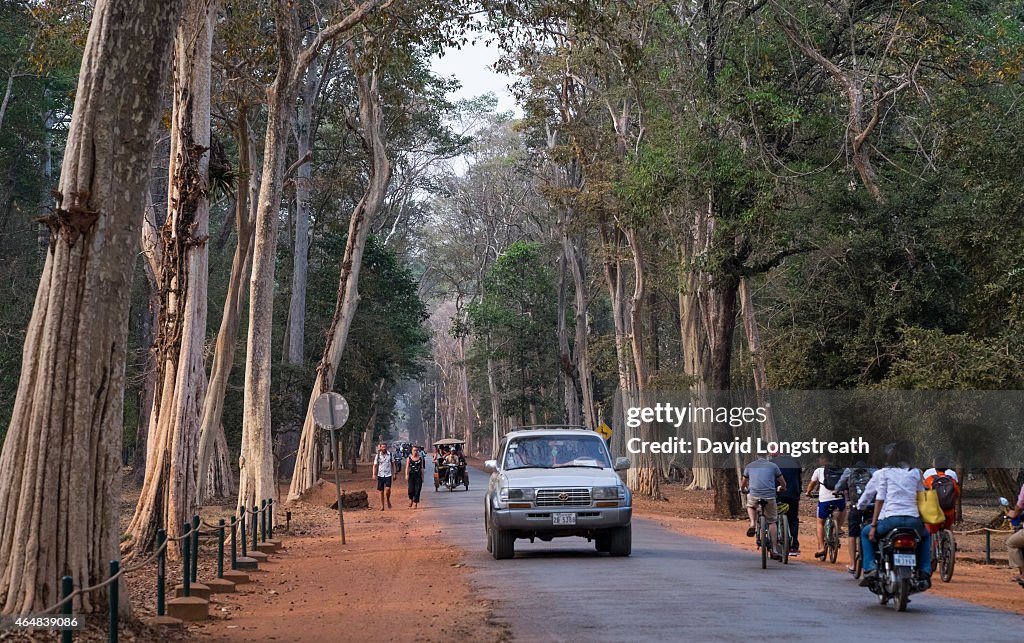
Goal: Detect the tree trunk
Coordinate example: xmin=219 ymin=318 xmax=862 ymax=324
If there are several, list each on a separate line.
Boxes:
xmin=285 ymin=59 xmax=318 ymax=365
xmin=487 ymin=355 xmax=502 ymax=451
xmin=739 ymin=277 xmax=777 ymax=442
xmin=557 ymin=255 xmax=581 ymax=426
xmin=125 ymin=0 xmax=214 ymax=557
xmin=0 ymin=0 xmax=182 ymax=614
xmin=563 ymin=230 xmax=596 ymax=430
xmin=196 ymin=107 xmax=259 ymax=503
xmin=623 ymin=228 xmax=660 ymax=498
xmin=288 ymin=49 xmax=392 ymax=499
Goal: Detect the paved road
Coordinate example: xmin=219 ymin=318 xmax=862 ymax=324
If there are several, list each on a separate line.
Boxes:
xmin=426 ymin=465 xmax=1022 ymax=642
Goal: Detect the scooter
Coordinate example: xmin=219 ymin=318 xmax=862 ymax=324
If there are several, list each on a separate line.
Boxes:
xmin=864 ymin=528 xmax=930 ymax=611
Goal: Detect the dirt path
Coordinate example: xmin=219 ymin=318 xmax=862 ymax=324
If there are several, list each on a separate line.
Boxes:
xmin=633 ymin=485 xmax=1024 ymax=616
xmin=193 ymin=471 xmax=508 ymax=642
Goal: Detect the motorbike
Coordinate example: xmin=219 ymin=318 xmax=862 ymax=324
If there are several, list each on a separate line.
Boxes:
xmin=443 ymin=462 xmax=461 ymax=491
xmin=864 ymin=528 xmax=930 ymax=611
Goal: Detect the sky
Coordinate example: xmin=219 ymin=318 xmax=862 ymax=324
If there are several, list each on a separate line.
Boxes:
xmin=430 ymin=37 xmax=520 ymax=116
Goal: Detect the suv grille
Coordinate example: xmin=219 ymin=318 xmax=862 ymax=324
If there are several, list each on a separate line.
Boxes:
xmin=536 ymin=488 xmax=591 ymax=507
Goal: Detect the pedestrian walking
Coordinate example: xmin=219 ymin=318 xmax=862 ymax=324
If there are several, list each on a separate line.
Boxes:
xmin=372 ymin=442 xmax=394 ymax=511
xmin=406 ymin=445 xmax=425 ymax=508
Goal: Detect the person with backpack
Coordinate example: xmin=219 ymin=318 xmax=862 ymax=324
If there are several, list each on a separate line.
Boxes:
xmin=770 ymin=448 xmax=803 ymax=556
xmin=922 ymin=455 xmax=960 ymax=534
xmin=806 ymin=454 xmax=847 ymax=560
xmin=835 ymin=460 xmax=878 ymax=573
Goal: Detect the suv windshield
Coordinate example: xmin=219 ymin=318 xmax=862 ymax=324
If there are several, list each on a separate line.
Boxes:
xmin=503 ymin=434 xmax=611 ymax=470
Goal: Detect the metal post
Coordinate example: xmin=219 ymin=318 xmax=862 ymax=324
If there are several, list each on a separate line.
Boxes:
xmin=190 ymin=515 xmax=200 ymax=583
xmin=252 ymin=504 xmax=258 ymax=550
xmin=268 ymin=498 xmax=274 ymax=536
xmin=985 ymin=529 xmax=991 ymax=563
xmin=108 ymin=560 xmax=119 ymax=643
xmin=61 ymin=576 xmax=73 ymax=643
xmin=287 ymin=511 xmax=292 ymax=532
xmin=330 ymin=428 xmax=346 ymax=544
xmin=156 ymin=528 xmax=166 ymax=616
xmin=217 ymin=519 xmax=225 ymax=578
xmin=230 ymin=517 xmax=238 ymax=569
xmin=182 ymin=522 xmax=191 ymax=597
xmin=260 ymin=499 xmax=267 ymax=543
xmin=240 ymin=509 xmax=247 ymax=557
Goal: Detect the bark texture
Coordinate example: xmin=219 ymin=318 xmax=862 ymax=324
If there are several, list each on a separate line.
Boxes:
xmin=0 ymin=0 xmax=182 ymax=613
xmin=125 ymin=0 xmax=214 ymax=557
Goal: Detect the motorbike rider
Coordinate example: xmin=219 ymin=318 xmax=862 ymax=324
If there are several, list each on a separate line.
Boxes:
xmin=1005 ymin=478 xmax=1024 ymax=585
xmin=857 ymin=441 xmax=932 ymax=588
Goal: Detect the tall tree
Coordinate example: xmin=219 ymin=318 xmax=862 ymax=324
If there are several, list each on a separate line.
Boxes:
xmin=0 ymin=0 xmax=183 ymax=613
xmin=125 ymin=0 xmax=215 ymax=557
xmin=239 ymin=0 xmax=381 ymax=512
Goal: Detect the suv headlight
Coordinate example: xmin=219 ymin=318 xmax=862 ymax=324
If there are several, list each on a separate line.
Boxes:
xmin=500 ymin=488 xmax=535 ymax=502
xmin=592 ymin=485 xmax=625 ymax=500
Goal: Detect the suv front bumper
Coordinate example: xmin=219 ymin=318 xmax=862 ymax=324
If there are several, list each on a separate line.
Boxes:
xmin=491 ymin=505 xmax=631 ymax=531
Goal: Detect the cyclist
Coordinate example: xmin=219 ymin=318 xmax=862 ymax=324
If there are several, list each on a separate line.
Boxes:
xmin=742 ymin=456 xmax=787 ymax=561
xmin=806 ymin=454 xmax=846 ymax=560
xmin=857 ymin=441 xmax=931 ymax=588
xmin=835 ymin=460 xmax=877 ymax=574
xmin=922 ymin=455 xmax=960 ymax=536
xmin=770 ymin=447 xmax=803 ymax=556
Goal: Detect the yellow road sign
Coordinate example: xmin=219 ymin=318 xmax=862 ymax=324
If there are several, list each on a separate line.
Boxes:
xmin=596 ymin=422 xmax=613 ymax=440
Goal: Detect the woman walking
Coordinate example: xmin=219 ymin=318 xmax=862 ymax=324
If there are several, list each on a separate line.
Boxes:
xmin=406 ymin=445 xmax=425 ymax=508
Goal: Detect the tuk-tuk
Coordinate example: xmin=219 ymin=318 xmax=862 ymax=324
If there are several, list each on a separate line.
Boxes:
xmin=433 ymin=438 xmax=468 ymax=491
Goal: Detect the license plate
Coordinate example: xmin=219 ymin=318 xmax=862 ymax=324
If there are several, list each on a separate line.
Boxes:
xmin=552 ymin=513 xmax=576 ymax=526
xmin=893 ymin=553 xmax=916 ymax=567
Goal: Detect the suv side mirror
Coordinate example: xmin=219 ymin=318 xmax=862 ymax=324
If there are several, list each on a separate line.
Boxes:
xmin=484 ymin=460 xmax=498 ymax=473
xmin=614 ymin=457 xmax=630 ymax=471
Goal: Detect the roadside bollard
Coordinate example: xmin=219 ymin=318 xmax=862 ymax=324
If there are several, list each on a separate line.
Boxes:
xmin=240 ymin=509 xmax=248 ymax=558
xmin=109 ymin=560 xmax=119 ymax=643
xmin=985 ymin=529 xmax=991 ymax=563
xmin=190 ymin=515 xmax=200 ymax=583
xmin=252 ymin=504 xmax=259 ymax=551
xmin=230 ymin=517 xmax=238 ymax=569
xmin=261 ymin=500 xmax=267 ymax=543
xmin=287 ymin=510 xmax=292 ymax=532
xmin=61 ymin=576 xmax=73 ymax=643
xmin=182 ymin=522 xmax=191 ymax=598
xmin=268 ymin=498 xmax=274 ymax=535
xmin=217 ymin=519 xmax=225 ymax=578
xmin=156 ymin=528 xmax=166 ymax=616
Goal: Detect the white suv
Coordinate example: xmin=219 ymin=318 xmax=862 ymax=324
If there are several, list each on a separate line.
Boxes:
xmin=484 ymin=426 xmax=632 ymax=559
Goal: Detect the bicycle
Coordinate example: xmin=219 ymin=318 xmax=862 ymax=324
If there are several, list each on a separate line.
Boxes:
xmin=776 ymin=501 xmax=791 ymax=565
xmin=933 ymin=527 xmax=956 ymax=582
xmin=823 ymin=503 xmax=841 ymax=564
xmin=754 ymin=498 xmax=772 ymax=569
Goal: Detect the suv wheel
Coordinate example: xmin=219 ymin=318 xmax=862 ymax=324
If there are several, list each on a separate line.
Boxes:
xmin=491 ymin=525 xmax=515 ymax=560
xmin=485 ymin=513 xmax=492 ymax=553
xmin=608 ymin=525 xmax=631 ymax=557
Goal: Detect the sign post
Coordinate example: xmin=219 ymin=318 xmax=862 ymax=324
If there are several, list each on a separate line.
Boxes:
xmin=312 ymin=392 xmax=350 ymax=544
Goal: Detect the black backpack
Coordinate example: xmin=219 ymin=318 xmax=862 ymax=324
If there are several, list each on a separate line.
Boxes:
xmin=822 ymin=466 xmax=844 ymax=491
xmin=931 ymin=474 xmax=957 ymax=510
xmin=847 ymin=468 xmax=872 ymax=504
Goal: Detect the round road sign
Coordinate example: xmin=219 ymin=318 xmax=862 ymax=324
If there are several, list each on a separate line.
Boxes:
xmin=312 ymin=392 xmax=349 ymax=430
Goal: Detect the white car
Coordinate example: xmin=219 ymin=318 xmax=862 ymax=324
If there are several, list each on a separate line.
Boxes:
xmin=484 ymin=426 xmax=632 ymax=559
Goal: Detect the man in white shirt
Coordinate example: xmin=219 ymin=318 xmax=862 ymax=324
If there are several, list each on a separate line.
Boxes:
xmin=856 ymin=441 xmax=932 ymax=586
xmin=372 ymin=442 xmax=394 ymax=511
xmin=805 ymin=455 xmax=846 ymax=560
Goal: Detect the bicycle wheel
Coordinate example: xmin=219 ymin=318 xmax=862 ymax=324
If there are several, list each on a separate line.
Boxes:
xmin=760 ymin=515 xmax=768 ymax=569
xmin=940 ymin=530 xmax=956 ymax=582
xmin=828 ymin=518 xmax=840 ymax=563
xmin=779 ymin=516 xmax=791 ymax=564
